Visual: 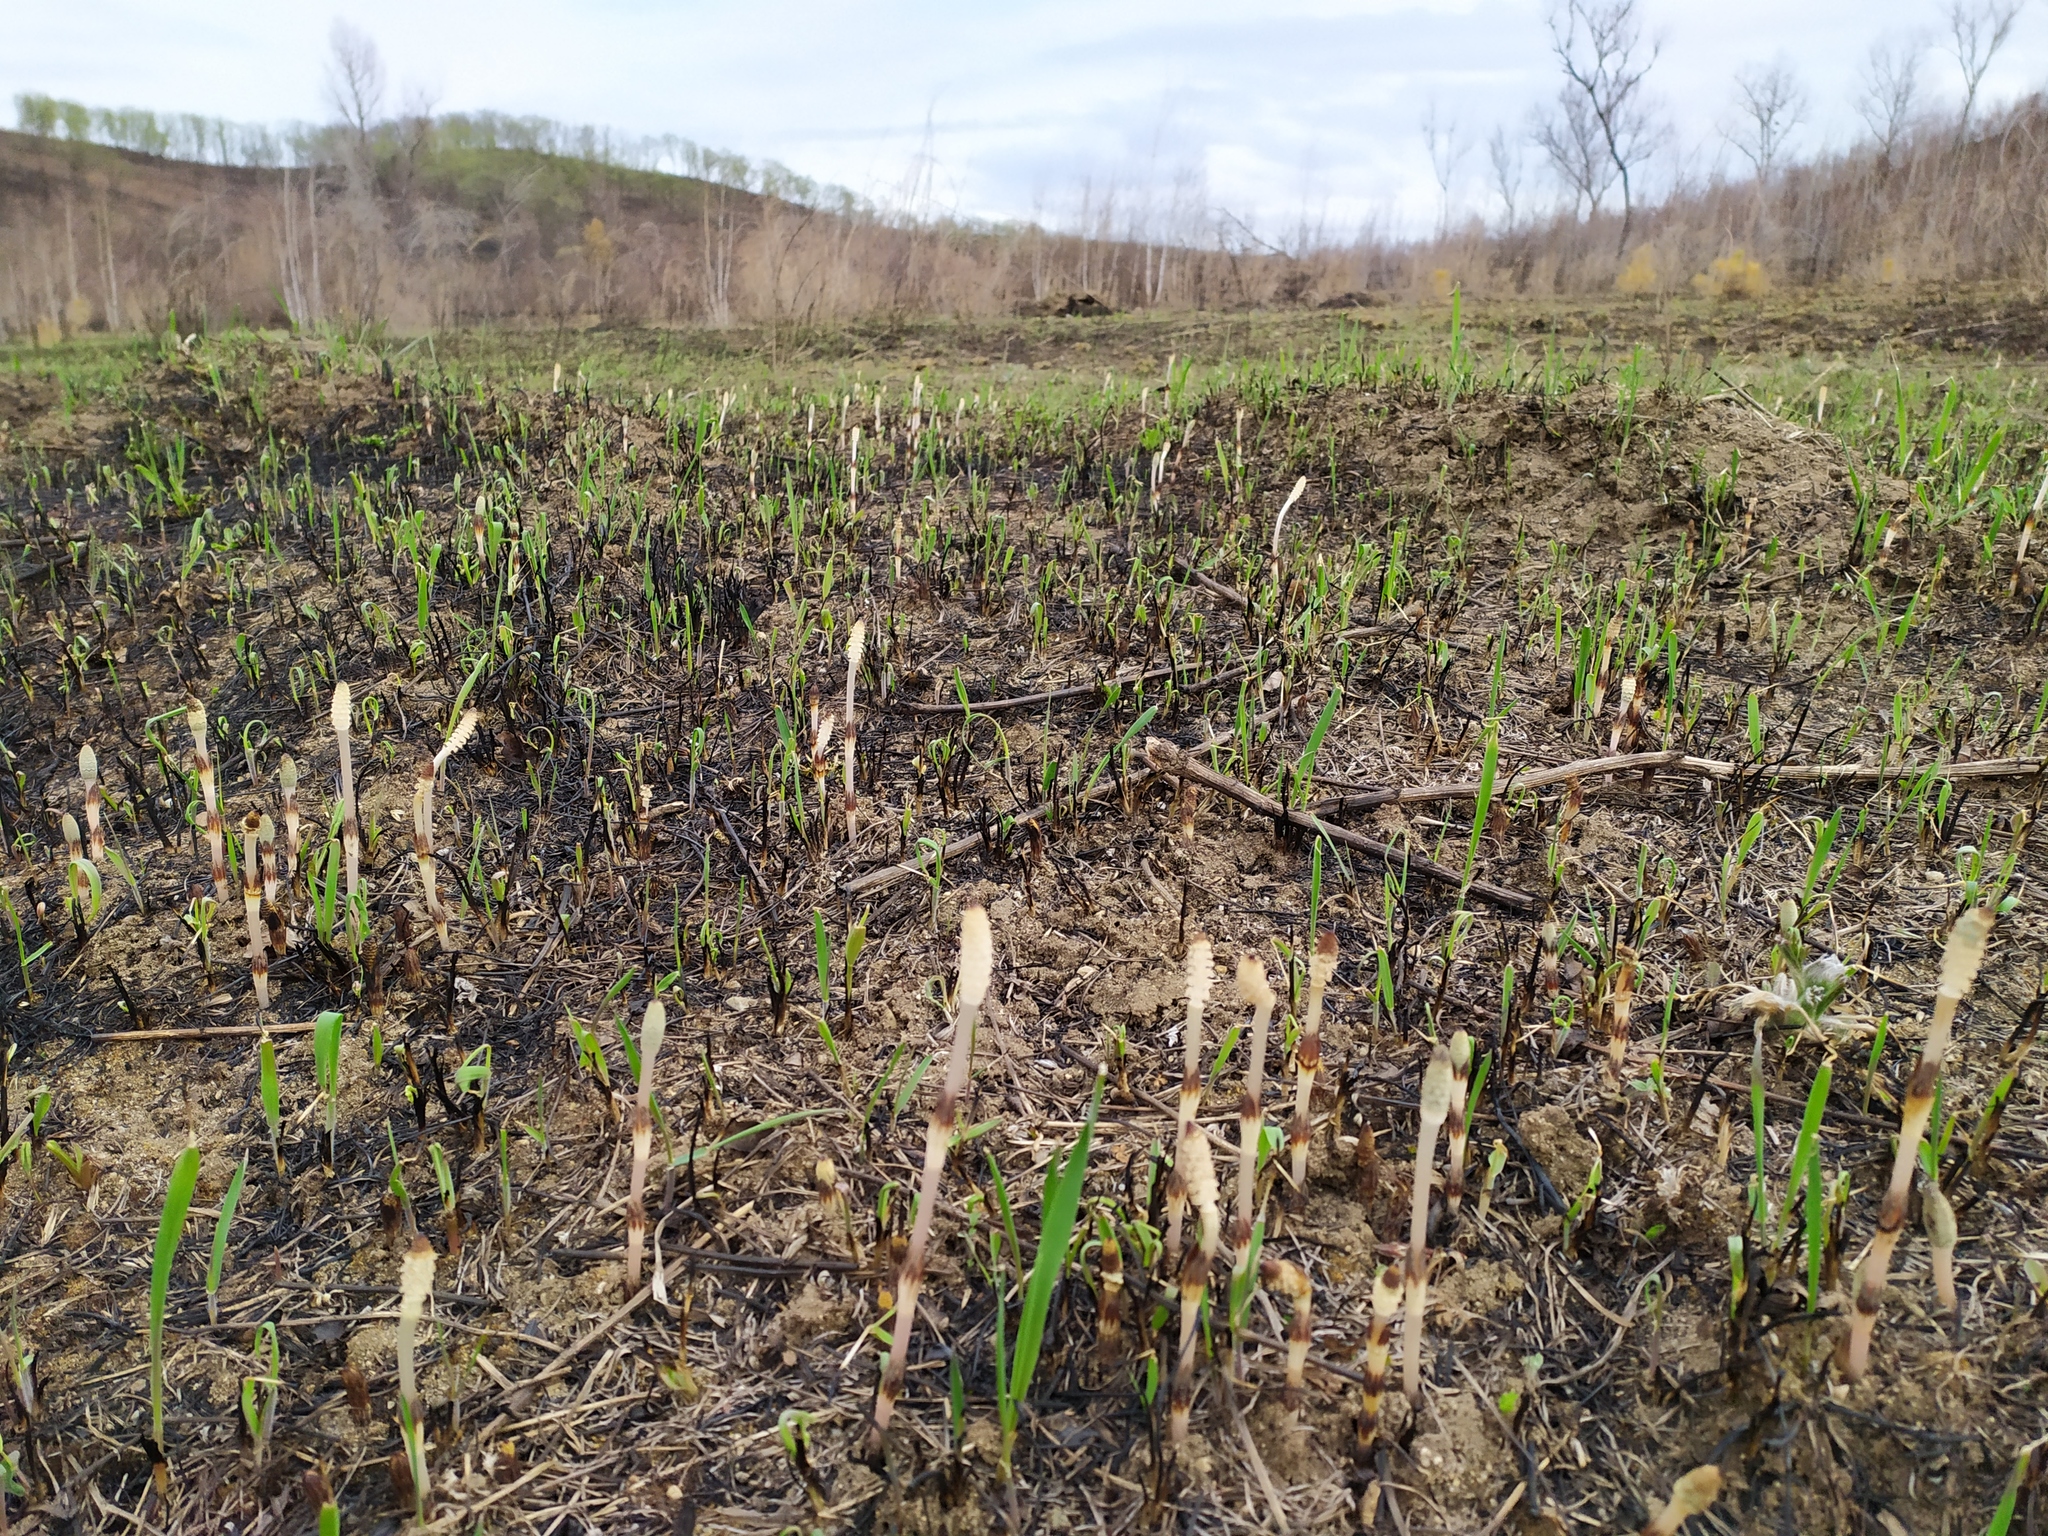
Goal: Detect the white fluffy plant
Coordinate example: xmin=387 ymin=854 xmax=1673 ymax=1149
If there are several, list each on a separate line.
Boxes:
xmin=1740 ymin=902 xmax=1855 ymax=1045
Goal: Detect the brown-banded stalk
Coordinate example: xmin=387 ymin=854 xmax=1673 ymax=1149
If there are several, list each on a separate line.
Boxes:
xmin=276 ymin=755 xmax=301 ymax=883
xmin=1924 ymin=1181 xmax=1958 ymax=1313
xmin=332 ymin=684 xmax=360 ymax=945
xmin=1556 ymin=781 xmax=1584 ymax=852
xmin=396 ymin=1232 xmax=434 ymax=1521
xmin=1168 ymin=1098 xmax=1220 ymax=1447
xmin=843 ymin=619 xmax=866 ymax=848
xmin=623 ymin=998 xmax=668 ymax=1295
xmin=1286 ymin=931 xmax=1336 ymax=1213
xmin=242 ymin=812 xmax=268 ymax=1012
xmin=1164 ymin=936 xmax=1214 ymax=1263
xmin=1842 ymin=906 xmax=1991 ymax=1379
xmin=809 ymin=695 xmax=835 ymax=853
xmin=1640 ymin=1465 xmax=1722 ymax=1536
xmin=1443 ymin=1030 xmax=1472 ymax=1218
xmin=1257 ymin=1255 xmax=1313 ymax=1411
xmin=1539 ymin=913 xmax=1560 ymax=999
xmin=258 ymin=815 xmax=286 ymax=955
xmin=411 ymin=759 xmax=449 ymax=947
xmin=1230 ymin=954 xmax=1277 ymax=1290
xmin=1605 ymin=944 xmax=1639 ymax=1087
xmin=814 ymin=1157 xmax=861 ymax=1261
xmin=79 ymin=745 xmax=103 ymax=865
xmin=188 ymin=698 xmax=228 ymax=909
xmin=1353 ymin=1121 xmax=1379 ymax=1207
xmin=60 ymin=814 xmax=87 ymax=922
xmin=870 ymin=903 xmax=992 ymax=1454
xmin=1167 ymin=936 xmax=1223 ymax=1448
xmin=1357 ymin=1264 xmax=1401 ymax=1452
xmin=1095 ymin=1210 xmax=1124 ymax=1358
xmin=1404 ymin=1042 xmax=1454 ymax=1403
xmin=396 ymin=1231 xmax=434 ymax=1410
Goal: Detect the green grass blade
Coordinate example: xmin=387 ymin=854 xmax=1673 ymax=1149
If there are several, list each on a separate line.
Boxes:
xmin=206 ymin=1155 xmax=248 ymax=1309
xmin=150 ymin=1144 xmax=202 ymax=1448
xmin=1005 ymin=1065 xmax=1105 ymax=1465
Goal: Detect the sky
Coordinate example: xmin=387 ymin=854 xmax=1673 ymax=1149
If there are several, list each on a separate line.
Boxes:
xmin=10 ymin=1 xmax=2046 ymax=240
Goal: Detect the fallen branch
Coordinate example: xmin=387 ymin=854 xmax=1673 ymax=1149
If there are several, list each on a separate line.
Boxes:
xmin=1144 ymin=738 xmax=1537 ymax=911
xmin=91 ymin=1022 xmax=320 ymax=1043
xmin=1310 ymin=749 xmax=2048 ymax=814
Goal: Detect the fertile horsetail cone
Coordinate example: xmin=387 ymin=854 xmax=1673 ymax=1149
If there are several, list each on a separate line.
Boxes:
xmin=397 ymin=1234 xmax=435 ymax=1409
xmin=845 ymin=618 xmax=867 ymax=708
xmin=956 ymin=904 xmax=993 ymax=1014
xmin=435 ymin=707 xmax=480 ymax=773
xmin=872 ymin=902 xmax=994 ymax=1455
xmin=1843 ymin=904 xmax=1993 ymax=1380
xmin=1641 ymin=1465 xmax=1722 ymax=1536
xmin=331 ymin=680 xmax=352 ymax=736
xmin=1404 ymin=1042 xmax=1455 ymax=1404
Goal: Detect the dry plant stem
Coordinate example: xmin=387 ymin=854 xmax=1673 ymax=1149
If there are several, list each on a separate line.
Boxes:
xmin=396 ymin=1234 xmax=435 ymax=1411
xmin=411 ymin=759 xmax=448 ymax=946
xmin=872 ymin=903 xmax=992 ymax=1451
xmin=1165 ymin=936 xmax=1214 ymax=1264
xmin=1288 ymin=932 xmax=1336 ymax=1208
xmin=1405 ymin=1043 xmax=1454 ymax=1404
xmin=241 ymin=812 xmax=267 ymax=1012
xmin=1231 ymin=955 xmax=1277 ymax=1283
xmin=1640 ymin=1465 xmax=1723 ymax=1536
xmin=1257 ymin=1255 xmax=1312 ymax=1411
xmin=623 ymin=998 xmax=667 ymax=1295
xmin=1843 ymin=906 xmax=1992 ymax=1379
xmin=1443 ymin=1031 xmax=1472 ymax=1218
xmin=277 ymin=755 xmax=301 ymax=882
xmin=1144 ymin=738 xmax=1536 ymax=911
xmin=1358 ymin=1265 xmax=1401 ymax=1451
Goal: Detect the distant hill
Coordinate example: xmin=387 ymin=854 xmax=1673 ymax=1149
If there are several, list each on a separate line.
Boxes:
xmin=0 ymin=102 xmax=1299 ymax=342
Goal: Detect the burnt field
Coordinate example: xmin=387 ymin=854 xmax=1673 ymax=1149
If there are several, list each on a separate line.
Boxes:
xmin=1 ymin=311 xmax=2045 ymax=1535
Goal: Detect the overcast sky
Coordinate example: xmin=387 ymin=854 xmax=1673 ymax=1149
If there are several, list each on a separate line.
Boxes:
xmin=11 ymin=1 xmax=2046 ymax=239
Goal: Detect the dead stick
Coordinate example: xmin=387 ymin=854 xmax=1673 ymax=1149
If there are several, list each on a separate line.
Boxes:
xmin=1310 ymin=750 xmax=2048 ymax=814
xmin=1145 ymin=738 xmax=1538 ymax=911
xmin=91 ymin=1022 xmax=320 ymax=1042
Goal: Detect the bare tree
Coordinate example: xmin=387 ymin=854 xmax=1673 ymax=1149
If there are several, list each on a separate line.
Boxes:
xmin=1533 ymin=90 xmax=1617 ymax=217
xmin=1488 ymin=125 xmax=1525 ymax=231
xmin=1948 ymin=0 xmax=2023 ymax=143
xmin=1546 ymin=0 xmax=1662 ymax=253
xmin=1858 ymin=37 xmax=1924 ymax=163
xmin=1729 ymin=61 xmax=1806 ymax=183
xmin=325 ymin=21 xmax=385 ymax=151
xmin=1421 ymin=103 xmax=1465 ymax=236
